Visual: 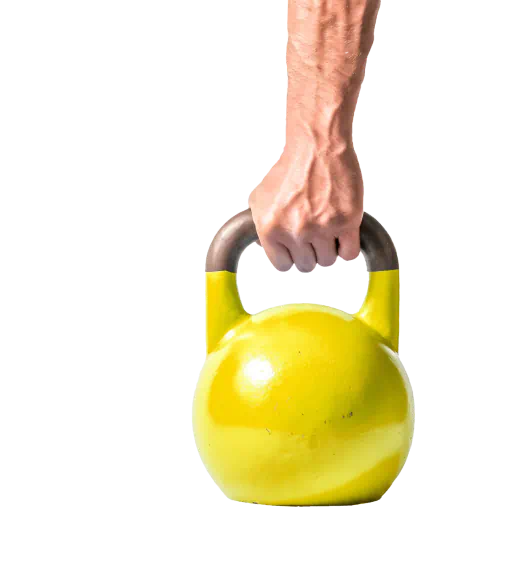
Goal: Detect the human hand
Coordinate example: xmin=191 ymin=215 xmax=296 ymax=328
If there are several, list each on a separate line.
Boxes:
xmin=249 ymin=141 xmax=363 ymax=272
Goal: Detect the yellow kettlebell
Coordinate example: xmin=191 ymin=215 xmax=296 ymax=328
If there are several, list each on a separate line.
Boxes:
xmin=193 ymin=210 xmax=414 ymax=506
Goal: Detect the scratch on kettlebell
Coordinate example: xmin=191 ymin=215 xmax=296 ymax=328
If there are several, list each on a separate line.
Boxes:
xmin=266 ymin=428 xmax=271 ymax=435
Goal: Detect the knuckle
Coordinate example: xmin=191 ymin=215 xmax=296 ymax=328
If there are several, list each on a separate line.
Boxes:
xmin=291 ymin=220 xmax=308 ymax=241
xmin=261 ymin=222 xmax=281 ymax=244
xmin=318 ymin=212 xmax=348 ymax=230
xmin=317 ymin=208 xmax=360 ymax=231
xmin=259 ymin=216 xmax=280 ymax=239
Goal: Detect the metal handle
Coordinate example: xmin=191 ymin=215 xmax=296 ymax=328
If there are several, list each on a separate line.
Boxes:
xmin=206 ymin=209 xmax=398 ymax=273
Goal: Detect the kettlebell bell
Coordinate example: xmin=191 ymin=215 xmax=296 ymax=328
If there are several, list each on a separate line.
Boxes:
xmin=193 ymin=210 xmax=414 ymax=506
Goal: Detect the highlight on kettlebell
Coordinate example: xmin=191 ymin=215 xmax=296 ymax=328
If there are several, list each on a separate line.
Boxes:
xmin=193 ymin=209 xmax=414 ymax=506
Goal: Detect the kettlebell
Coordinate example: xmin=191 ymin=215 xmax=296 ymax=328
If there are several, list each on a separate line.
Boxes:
xmin=193 ymin=210 xmax=414 ymax=506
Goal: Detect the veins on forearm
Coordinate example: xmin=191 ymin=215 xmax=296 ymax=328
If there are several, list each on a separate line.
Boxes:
xmin=285 ymin=0 xmax=380 ymax=140
xmin=287 ymin=0 xmax=379 ymax=76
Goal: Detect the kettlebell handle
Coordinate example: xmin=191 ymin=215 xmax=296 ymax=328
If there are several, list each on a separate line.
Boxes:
xmin=206 ymin=209 xmax=398 ymax=273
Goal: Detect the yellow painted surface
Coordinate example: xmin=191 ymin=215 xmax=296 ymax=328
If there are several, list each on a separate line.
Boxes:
xmin=193 ymin=270 xmax=414 ymax=506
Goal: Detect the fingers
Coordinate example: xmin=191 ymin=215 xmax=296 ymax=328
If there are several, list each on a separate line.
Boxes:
xmin=337 ymin=230 xmax=361 ymax=261
xmin=261 ymin=240 xmax=294 ymax=272
xmin=311 ymin=237 xmax=337 ymax=268
xmin=260 ymin=231 xmax=360 ymax=272
xmin=289 ymin=242 xmax=317 ymax=273
xmin=261 ymin=231 xmax=360 ymax=271
xmin=261 ymin=239 xmax=318 ymax=273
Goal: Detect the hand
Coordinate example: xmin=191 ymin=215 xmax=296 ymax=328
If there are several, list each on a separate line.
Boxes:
xmin=249 ymin=141 xmax=364 ymax=272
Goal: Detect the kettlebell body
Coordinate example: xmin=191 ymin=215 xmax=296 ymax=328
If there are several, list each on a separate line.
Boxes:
xmin=193 ymin=211 xmax=414 ymax=506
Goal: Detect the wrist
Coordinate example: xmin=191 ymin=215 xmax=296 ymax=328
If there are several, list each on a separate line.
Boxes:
xmin=285 ymin=107 xmax=355 ymax=154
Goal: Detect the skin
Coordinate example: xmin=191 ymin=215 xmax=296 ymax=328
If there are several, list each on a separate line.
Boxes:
xmin=249 ymin=0 xmax=381 ymax=272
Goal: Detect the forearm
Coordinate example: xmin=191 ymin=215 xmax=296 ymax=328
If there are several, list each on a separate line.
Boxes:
xmin=286 ymin=0 xmax=381 ymax=148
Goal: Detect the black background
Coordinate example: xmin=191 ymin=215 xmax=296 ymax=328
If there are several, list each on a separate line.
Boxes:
xmin=177 ymin=2 xmax=530 ymax=515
